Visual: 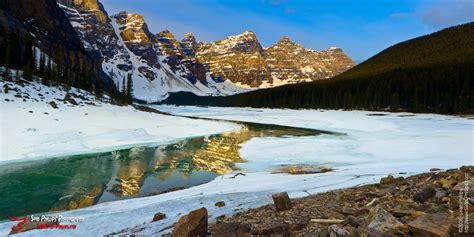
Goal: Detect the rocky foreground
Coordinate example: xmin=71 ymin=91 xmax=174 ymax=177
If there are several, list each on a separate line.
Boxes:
xmin=168 ymin=166 xmax=473 ymax=236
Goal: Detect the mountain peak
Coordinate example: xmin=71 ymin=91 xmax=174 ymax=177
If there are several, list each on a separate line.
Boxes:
xmin=184 ymin=32 xmax=195 ymax=39
xmin=58 ymin=0 xmax=108 ymax=22
xmin=157 ymin=30 xmax=176 ymax=39
xmin=242 ymin=30 xmax=255 ymax=35
xmin=113 ymin=11 xmax=151 ymax=43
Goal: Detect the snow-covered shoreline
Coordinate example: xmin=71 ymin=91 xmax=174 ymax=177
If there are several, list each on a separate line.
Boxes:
xmin=1 ymin=103 xmax=471 ymax=236
xmin=0 ymin=80 xmax=240 ymax=164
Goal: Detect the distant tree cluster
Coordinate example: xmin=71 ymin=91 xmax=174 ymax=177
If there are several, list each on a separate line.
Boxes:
xmin=163 ymin=23 xmax=474 ymax=114
xmin=0 ymin=26 xmax=132 ymax=104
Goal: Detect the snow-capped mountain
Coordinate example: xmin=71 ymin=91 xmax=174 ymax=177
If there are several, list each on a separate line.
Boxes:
xmin=57 ymin=0 xmax=246 ymax=102
xmin=196 ymin=31 xmax=272 ymax=87
xmin=57 ymin=0 xmax=354 ymax=102
xmin=195 ymin=32 xmax=354 ymax=88
xmin=265 ymin=36 xmax=354 ymax=84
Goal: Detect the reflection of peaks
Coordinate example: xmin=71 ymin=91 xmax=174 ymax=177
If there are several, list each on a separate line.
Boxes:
xmin=109 ymin=159 xmax=146 ymax=197
xmin=153 ymin=128 xmax=252 ymax=175
xmin=193 ymin=135 xmax=244 ymax=174
xmin=50 ymin=185 xmax=104 ymax=211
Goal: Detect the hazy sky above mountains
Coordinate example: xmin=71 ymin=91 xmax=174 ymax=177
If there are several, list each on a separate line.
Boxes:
xmin=101 ymin=0 xmax=473 ymax=62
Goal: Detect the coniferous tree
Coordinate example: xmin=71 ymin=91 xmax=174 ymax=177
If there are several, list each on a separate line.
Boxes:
xmin=126 ymin=73 xmax=133 ymax=102
xmin=22 ymin=62 xmax=33 ymax=81
xmin=122 ymin=76 xmax=126 ymax=93
xmin=3 ymin=68 xmax=12 ymax=81
xmin=3 ymin=83 xmax=9 ymax=93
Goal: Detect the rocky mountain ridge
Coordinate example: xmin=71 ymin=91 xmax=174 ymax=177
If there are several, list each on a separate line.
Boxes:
xmin=58 ymin=1 xmax=244 ymax=102
xmin=57 ymin=0 xmax=354 ymax=102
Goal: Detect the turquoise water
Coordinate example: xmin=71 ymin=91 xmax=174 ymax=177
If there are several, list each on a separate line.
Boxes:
xmin=0 ymin=121 xmax=333 ymax=220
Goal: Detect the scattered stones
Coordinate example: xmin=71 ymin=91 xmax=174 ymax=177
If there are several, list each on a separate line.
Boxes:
xmin=380 ymin=175 xmax=406 ymax=186
xmin=359 ymin=227 xmax=383 ymax=237
xmin=328 ymin=224 xmax=349 ymax=236
xmin=208 ymin=167 xmax=473 ymax=236
xmin=49 ymin=101 xmax=58 ymax=109
xmin=272 ymin=192 xmax=291 ymax=212
xmin=342 ymin=215 xmax=361 ymax=228
xmin=340 ymin=207 xmax=357 ymax=215
xmin=287 ymin=217 xmax=309 ymax=231
xmin=172 ymin=207 xmax=208 ymax=237
xmin=438 ymin=178 xmax=453 ymax=188
xmin=152 ymin=212 xmax=166 ymax=222
xmin=366 ymin=206 xmax=403 ymax=232
xmin=215 ymin=201 xmax=226 ymax=208
xmin=259 ymin=223 xmax=289 ymax=236
xmin=408 ymin=213 xmax=454 ymax=237
xmin=390 ymin=208 xmax=416 ymax=217
xmin=380 ymin=175 xmax=394 ymax=185
xmin=413 ymin=187 xmax=436 ymax=203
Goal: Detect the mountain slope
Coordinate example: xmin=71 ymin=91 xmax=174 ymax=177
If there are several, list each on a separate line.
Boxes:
xmin=56 ymin=0 xmax=354 ymax=101
xmin=58 ymin=1 xmax=248 ymax=102
xmin=0 ymin=0 xmax=114 ymax=93
xmin=163 ymin=23 xmax=474 ymax=114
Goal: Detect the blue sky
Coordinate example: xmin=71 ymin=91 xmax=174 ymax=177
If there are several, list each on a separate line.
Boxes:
xmin=100 ymin=0 xmax=473 ymax=62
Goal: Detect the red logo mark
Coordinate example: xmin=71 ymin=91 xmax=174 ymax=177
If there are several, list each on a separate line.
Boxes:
xmin=7 ymin=215 xmax=27 ymax=232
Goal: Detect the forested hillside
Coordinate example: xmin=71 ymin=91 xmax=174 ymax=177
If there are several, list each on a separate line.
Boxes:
xmin=163 ymin=23 xmax=474 ymax=114
xmin=0 ymin=0 xmax=125 ymax=101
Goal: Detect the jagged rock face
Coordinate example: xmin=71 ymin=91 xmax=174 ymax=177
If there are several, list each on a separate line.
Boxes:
xmin=196 ymin=31 xmax=272 ymax=87
xmin=56 ymin=0 xmax=353 ymax=100
xmin=180 ymin=33 xmax=198 ymax=58
xmin=155 ymin=30 xmax=183 ymax=57
xmin=58 ymin=4 xmax=134 ymax=80
xmin=58 ymin=0 xmax=107 ymax=23
xmin=155 ymin=30 xmax=207 ymax=84
xmin=112 ymin=11 xmax=174 ymax=82
xmin=57 ymin=3 xmax=245 ymax=102
xmin=195 ymin=33 xmax=354 ymax=87
xmin=265 ymin=36 xmax=354 ymax=83
xmin=114 ymin=12 xmax=152 ymax=43
xmin=113 ymin=11 xmax=160 ymax=70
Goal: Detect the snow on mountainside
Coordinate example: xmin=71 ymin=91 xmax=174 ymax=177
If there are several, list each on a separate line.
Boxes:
xmin=58 ymin=1 xmax=247 ymax=102
xmin=56 ymin=0 xmax=353 ymax=101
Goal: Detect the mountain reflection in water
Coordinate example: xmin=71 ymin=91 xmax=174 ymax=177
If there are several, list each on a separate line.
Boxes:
xmin=0 ymin=122 xmax=328 ymax=219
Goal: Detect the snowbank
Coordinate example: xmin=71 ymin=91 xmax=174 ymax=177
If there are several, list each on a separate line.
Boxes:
xmin=0 ymin=80 xmax=239 ymax=164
